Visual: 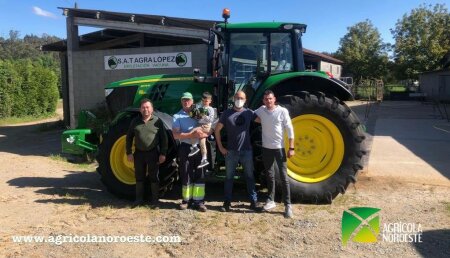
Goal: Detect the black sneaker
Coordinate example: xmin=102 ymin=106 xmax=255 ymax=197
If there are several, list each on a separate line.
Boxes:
xmin=250 ymin=201 xmax=262 ymax=212
xmin=197 ymin=159 xmax=209 ymax=169
xmin=188 ymin=146 xmax=200 ymax=157
xmin=220 ymin=201 xmax=231 ymax=212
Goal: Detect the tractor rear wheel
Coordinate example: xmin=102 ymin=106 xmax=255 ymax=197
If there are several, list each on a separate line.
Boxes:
xmin=276 ymin=92 xmax=365 ymax=203
xmin=97 ymin=116 xmax=178 ymax=199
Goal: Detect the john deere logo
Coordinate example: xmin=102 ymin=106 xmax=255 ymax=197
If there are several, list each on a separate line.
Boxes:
xmin=175 ymin=53 xmax=187 ymax=67
xmin=108 ymin=56 xmax=118 ymax=69
xmin=342 ymin=207 xmax=381 ymax=246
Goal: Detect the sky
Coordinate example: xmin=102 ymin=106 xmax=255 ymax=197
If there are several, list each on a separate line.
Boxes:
xmin=0 ymin=0 xmax=448 ymax=53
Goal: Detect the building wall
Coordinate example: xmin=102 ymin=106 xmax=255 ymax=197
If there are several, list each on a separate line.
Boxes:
xmin=419 ymin=70 xmax=450 ymax=101
xmin=68 ymin=44 xmax=207 ymax=123
xmin=319 ymin=61 xmax=342 ymax=78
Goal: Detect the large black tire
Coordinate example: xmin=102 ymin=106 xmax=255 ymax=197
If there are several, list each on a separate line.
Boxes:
xmin=269 ymin=92 xmax=366 ymax=203
xmin=97 ymin=115 xmax=178 ymax=199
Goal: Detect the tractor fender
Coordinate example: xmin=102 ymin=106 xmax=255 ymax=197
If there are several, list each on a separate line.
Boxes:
xmin=250 ymin=73 xmax=353 ymax=107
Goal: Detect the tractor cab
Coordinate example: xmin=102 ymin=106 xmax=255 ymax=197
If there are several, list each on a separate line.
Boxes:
xmin=208 ymin=10 xmax=308 ymax=111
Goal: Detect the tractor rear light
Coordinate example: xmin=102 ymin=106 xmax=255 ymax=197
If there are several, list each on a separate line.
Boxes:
xmin=105 ymin=88 xmax=114 ymax=97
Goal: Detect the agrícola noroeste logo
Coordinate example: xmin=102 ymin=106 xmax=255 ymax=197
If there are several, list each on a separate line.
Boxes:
xmin=342 ymin=207 xmax=423 ymax=246
xmin=342 ymin=207 xmax=381 ymax=246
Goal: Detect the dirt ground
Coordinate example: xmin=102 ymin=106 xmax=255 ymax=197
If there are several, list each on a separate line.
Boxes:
xmin=0 ymin=103 xmax=449 ymax=257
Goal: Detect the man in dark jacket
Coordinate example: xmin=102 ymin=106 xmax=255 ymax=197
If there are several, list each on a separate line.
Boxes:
xmin=126 ymin=98 xmax=168 ymax=207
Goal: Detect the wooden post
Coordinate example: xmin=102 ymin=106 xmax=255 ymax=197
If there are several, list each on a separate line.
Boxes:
xmin=66 ymin=14 xmax=79 ymax=128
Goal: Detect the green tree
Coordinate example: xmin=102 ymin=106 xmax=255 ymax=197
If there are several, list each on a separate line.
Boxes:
xmin=391 ymin=4 xmax=450 ymax=79
xmin=0 ymin=30 xmax=62 ymax=98
xmin=335 ymin=20 xmax=389 ymax=83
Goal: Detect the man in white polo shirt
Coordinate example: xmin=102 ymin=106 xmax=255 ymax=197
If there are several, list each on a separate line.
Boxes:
xmin=255 ymin=90 xmax=295 ymax=218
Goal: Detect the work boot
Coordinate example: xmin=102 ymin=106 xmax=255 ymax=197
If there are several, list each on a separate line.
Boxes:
xmin=220 ymin=201 xmax=231 ymax=212
xmin=250 ymin=201 xmax=262 ymax=212
xmin=150 ymin=182 xmax=160 ymax=209
xmin=188 ymin=145 xmax=200 ymax=157
xmin=179 ymin=201 xmax=189 ymax=210
xmin=197 ymin=202 xmax=207 ymax=212
xmin=133 ymin=182 xmax=144 ymax=208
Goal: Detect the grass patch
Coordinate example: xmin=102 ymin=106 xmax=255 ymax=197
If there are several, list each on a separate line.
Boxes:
xmin=385 ymin=86 xmax=407 ymax=93
xmin=49 ymin=153 xmax=97 ymax=170
xmin=75 ymin=163 xmax=97 ymax=170
xmin=49 ymin=154 xmax=68 ymax=162
xmin=385 ymin=84 xmax=407 ymax=93
xmin=64 ymin=192 xmax=88 ymax=200
xmin=332 ymin=193 xmax=362 ymax=206
xmin=0 ymin=113 xmax=58 ymax=126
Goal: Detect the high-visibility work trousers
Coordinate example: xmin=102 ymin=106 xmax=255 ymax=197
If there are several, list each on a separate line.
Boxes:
xmin=179 ymin=143 xmax=205 ymax=204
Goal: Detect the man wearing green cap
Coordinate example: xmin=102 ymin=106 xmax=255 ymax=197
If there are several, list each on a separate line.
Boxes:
xmin=172 ymin=92 xmax=209 ymax=211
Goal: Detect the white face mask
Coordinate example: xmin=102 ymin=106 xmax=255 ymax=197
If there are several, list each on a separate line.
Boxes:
xmin=234 ymin=99 xmax=245 ymax=108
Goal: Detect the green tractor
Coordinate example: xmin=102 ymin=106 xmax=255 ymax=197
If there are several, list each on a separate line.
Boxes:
xmin=62 ymin=11 xmax=365 ymax=203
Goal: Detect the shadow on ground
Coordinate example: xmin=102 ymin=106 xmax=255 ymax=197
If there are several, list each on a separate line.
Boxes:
xmin=412 ymin=229 xmax=450 ymax=257
xmin=0 ymin=120 xmax=64 ymax=156
xmin=6 ymin=171 xmax=268 ymax=212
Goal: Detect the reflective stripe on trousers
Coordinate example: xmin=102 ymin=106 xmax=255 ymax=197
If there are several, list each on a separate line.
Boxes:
xmin=192 ymin=183 xmax=205 ymax=201
xmin=182 ymin=184 xmax=194 ymax=201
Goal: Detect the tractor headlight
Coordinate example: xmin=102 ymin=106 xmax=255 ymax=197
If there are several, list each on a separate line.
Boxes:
xmin=105 ymin=88 xmax=114 ymax=97
xmin=67 ymin=135 xmax=75 ymax=144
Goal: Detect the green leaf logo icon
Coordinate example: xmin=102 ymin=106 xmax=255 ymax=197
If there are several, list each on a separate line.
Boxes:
xmin=342 ymin=207 xmax=381 ymax=246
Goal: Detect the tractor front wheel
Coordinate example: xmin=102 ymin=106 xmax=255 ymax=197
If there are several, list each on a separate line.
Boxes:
xmin=97 ymin=116 xmax=178 ymax=199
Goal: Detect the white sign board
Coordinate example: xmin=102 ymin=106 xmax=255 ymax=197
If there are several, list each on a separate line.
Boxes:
xmin=104 ymin=52 xmax=192 ymax=70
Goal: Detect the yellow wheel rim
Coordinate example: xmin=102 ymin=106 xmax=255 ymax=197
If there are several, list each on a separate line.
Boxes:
xmin=110 ymin=135 xmax=135 ymax=185
xmin=286 ymin=114 xmax=344 ymax=183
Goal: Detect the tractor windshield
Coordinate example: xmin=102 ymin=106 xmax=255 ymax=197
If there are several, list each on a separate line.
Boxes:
xmin=229 ymin=33 xmax=267 ymax=85
xmin=228 ymin=32 xmax=294 ymax=93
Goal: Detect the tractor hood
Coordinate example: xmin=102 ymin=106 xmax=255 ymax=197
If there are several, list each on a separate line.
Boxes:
xmin=106 ymin=74 xmax=194 ymax=89
xmin=104 ymin=73 xmax=214 ymax=117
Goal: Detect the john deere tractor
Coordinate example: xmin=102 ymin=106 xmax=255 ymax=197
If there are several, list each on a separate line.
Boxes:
xmin=62 ymin=10 xmax=365 ymax=203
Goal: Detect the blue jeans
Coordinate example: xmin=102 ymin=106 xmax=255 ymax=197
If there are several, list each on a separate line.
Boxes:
xmin=224 ymin=150 xmax=257 ymax=203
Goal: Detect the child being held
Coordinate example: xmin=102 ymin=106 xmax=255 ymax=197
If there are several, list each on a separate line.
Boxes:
xmin=188 ymin=92 xmax=215 ymax=169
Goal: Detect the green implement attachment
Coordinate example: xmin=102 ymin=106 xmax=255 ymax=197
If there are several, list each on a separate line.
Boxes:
xmin=61 ymin=129 xmax=97 ymax=155
xmin=61 ymin=110 xmax=99 ymax=155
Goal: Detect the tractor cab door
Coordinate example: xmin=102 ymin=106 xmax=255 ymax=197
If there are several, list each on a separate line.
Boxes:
xmin=227 ymin=32 xmax=295 ymax=104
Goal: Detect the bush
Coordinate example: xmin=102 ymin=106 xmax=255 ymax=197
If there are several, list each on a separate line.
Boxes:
xmin=0 ymin=59 xmax=58 ymax=118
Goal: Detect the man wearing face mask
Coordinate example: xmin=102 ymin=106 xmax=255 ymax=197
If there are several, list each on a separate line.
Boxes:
xmin=215 ymin=91 xmax=259 ymax=212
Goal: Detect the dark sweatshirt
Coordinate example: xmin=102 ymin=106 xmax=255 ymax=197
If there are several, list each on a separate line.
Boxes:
xmin=126 ymin=115 xmax=168 ymax=155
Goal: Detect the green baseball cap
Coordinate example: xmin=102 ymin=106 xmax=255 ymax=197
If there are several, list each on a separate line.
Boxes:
xmin=181 ymin=92 xmax=193 ymax=100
